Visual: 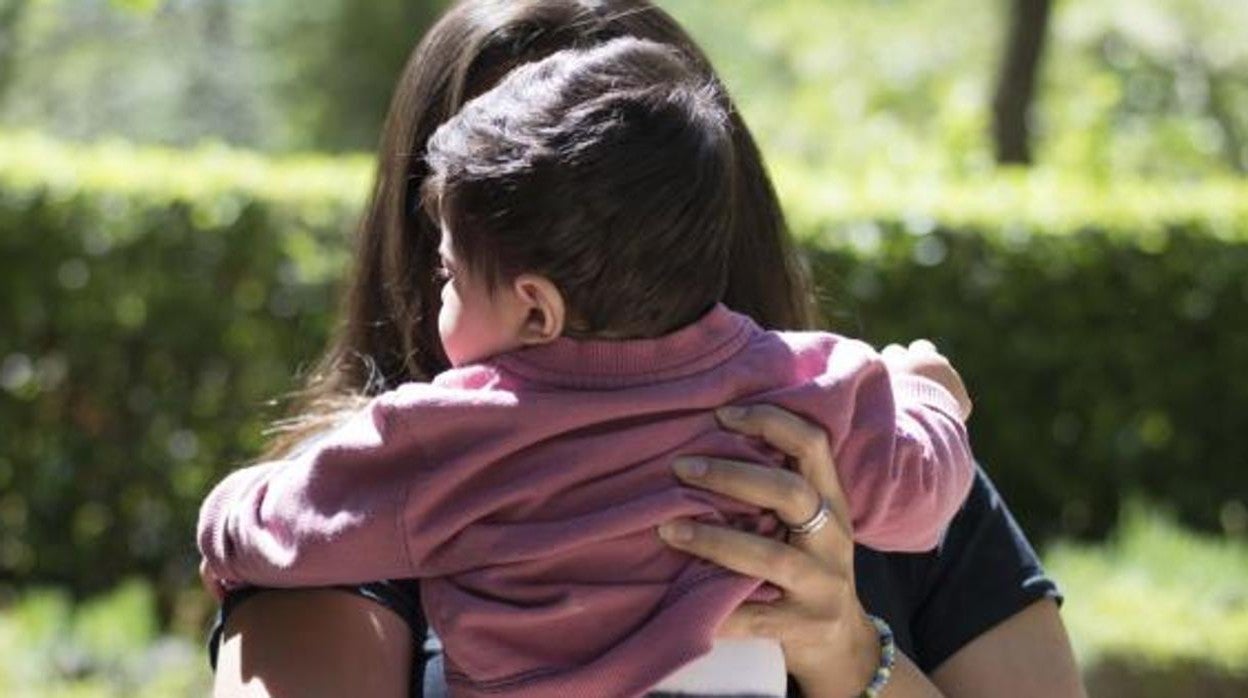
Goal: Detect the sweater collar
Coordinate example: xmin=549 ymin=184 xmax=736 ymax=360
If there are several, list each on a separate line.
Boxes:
xmin=492 ymin=304 xmax=754 ymax=390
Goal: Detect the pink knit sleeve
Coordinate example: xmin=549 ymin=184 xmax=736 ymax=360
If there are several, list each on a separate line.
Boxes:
xmin=811 ymin=339 xmax=975 ymax=552
xmin=196 ymin=393 xmax=432 ymax=588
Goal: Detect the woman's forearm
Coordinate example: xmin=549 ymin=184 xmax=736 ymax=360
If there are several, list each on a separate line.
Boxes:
xmin=213 ymin=589 xmax=414 ymax=698
xmin=930 ymin=599 xmax=1085 ymax=698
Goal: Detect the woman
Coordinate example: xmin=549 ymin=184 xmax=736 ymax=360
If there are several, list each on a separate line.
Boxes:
xmin=208 ymin=1 xmax=1085 ymax=696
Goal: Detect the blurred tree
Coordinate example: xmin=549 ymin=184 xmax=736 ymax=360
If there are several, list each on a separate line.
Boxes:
xmin=1202 ymin=53 xmax=1247 ymax=174
xmin=265 ymin=0 xmax=449 ymax=152
xmin=2 ymin=0 xmax=1240 ymax=168
xmin=180 ymin=0 xmax=259 ymax=146
xmin=0 ymin=0 xmax=449 ymax=152
xmin=0 ymin=0 xmax=269 ymax=148
xmin=993 ymin=0 xmax=1052 ymax=164
xmin=1040 ymin=1 xmax=1248 ymax=180
xmin=0 ymin=0 xmax=30 ymax=108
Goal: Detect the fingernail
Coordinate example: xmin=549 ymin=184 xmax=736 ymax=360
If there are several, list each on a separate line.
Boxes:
xmin=672 ymin=458 xmax=707 ymax=479
xmin=716 ymin=406 xmax=745 ymax=422
xmin=658 ymin=521 xmax=694 ymax=544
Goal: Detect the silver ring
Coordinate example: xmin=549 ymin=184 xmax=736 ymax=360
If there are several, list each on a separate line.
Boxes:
xmin=787 ymin=497 xmax=832 ymax=536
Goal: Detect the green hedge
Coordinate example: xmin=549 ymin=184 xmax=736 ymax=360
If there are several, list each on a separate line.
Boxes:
xmin=2 ymin=132 xmax=1246 ymax=594
xmin=790 ymin=169 xmax=1248 ymax=539
xmin=0 ymin=133 xmax=367 ymax=595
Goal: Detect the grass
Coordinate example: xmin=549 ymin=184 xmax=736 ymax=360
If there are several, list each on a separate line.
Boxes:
xmin=0 ymin=581 xmax=210 ymax=697
xmin=1044 ymin=503 xmax=1248 ymax=674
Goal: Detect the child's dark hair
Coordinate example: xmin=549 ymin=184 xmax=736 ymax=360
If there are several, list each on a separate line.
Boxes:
xmin=424 ymin=37 xmax=736 ymax=338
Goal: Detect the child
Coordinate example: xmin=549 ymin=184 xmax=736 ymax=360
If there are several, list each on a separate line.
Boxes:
xmin=198 ymin=37 xmax=974 ymax=698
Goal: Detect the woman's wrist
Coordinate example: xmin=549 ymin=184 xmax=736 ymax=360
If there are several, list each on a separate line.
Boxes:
xmin=858 ymin=615 xmax=897 ymax=697
xmin=791 ymin=611 xmax=881 ymax=698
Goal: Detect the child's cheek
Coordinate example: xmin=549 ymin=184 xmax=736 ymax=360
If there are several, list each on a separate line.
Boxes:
xmin=438 ymin=286 xmax=464 ymax=357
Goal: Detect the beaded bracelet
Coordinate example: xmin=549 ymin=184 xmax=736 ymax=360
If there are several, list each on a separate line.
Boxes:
xmin=856 ymin=614 xmax=897 ymax=698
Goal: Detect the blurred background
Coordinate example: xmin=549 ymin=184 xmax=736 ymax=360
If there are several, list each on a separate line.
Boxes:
xmin=0 ymin=0 xmax=1244 ymax=695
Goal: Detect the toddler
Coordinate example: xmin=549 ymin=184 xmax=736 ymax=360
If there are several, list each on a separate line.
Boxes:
xmin=198 ymin=37 xmax=974 ymax=698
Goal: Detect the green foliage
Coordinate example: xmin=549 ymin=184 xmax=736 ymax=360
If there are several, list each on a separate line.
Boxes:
xmin=1043 ymin=0 xmax=1248 ymax=177
xmin=0 ymin=0 xmax=271 ymax=147
xmin=0 ymin=1 xmax=31 ymax=107
xmin=257 ymin=0 xmax=450 ymax=152
xmin=0 ymin=0 xmax=449 ymax=151
xmin=0 ymin=580 xmax=210 ymax=696
xmin=660 ymin=0 xmax=1005 ymax=179
xmin=107 ymin=0 xmax=161 ymax=14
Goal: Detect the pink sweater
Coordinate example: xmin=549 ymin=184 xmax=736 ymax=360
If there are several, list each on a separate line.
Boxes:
xmin=198 ymin=305 xmax=973 ymax=697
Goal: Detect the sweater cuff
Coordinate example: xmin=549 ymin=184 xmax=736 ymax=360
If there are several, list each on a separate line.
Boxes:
xmin=892 ymin=374 xmax=968 ymax=422
xmin=197 ymin=464 xmax=271 ymax=583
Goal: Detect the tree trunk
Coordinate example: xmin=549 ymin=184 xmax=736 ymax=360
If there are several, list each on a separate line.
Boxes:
xmin=992 ymin=0 xmax=1052 ymax=165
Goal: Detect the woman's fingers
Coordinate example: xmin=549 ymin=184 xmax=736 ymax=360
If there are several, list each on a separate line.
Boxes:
xmin=715 ymin=404 xmax=827 ymax=473
xmin=673 ymin=405 xmax=879 ymax=687
xmin=672 ymin=457 xmax=821 ymax=529
xmin=671 ymin=455 xmax=848 ymax=563
xmin=714 ymin=404 xmax=852 ymax=533
xmin=658 ymin=518 xmax=840 ymax=602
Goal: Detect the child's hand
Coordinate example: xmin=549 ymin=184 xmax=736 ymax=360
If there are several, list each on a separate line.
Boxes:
xmin=882 ymin=339 xmax=973 ymax=420
xmin=199 ymin=558 xmax=229 ymax=602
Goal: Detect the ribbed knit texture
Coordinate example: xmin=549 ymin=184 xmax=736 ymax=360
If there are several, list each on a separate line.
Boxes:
xmin=198 ymin=305 xmax=974 ymax=697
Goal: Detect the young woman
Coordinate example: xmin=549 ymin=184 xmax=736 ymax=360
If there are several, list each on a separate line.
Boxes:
xmin=207 ymin=1 xmax=1085 ymax=696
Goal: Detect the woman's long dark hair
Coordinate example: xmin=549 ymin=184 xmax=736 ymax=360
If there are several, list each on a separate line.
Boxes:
xmin=265 ymin=0 xmax=819 ymax=457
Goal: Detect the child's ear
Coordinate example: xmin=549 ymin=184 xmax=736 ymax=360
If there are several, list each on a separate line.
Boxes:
xmin=512 ymin=274 xmax=565 ymax=345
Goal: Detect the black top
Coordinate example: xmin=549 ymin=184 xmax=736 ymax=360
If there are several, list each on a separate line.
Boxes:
xmin=210 ymin=466 xmax=1061 ymax=697
xmin=852 ymin=465 xmax=1060 ymax=674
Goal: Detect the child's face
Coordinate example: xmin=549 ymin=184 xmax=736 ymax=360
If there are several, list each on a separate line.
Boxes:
xmin=437 ymin=230 xmax=525 ymax=367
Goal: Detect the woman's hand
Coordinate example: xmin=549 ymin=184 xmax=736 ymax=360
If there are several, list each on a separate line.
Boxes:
xmin=657 ymin=404 xmax=881 ymax=697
